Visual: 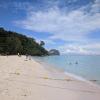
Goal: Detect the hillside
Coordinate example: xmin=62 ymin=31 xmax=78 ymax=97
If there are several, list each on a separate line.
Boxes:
xmin=0 ymin=27 xmax=48 ymax=56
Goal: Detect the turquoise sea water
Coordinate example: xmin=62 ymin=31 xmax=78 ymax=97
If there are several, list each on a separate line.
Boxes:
xmin=33 ymin=55 xmax=100 ymax=85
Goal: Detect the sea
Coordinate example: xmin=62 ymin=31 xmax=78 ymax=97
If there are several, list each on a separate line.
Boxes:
xmin=33 ymin=55 xmax=100 ymax=85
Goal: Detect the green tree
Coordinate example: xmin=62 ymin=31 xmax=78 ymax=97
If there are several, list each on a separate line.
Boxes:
xmin=40 ymin=41 xmax=45 ymax=47
xmin=0 ymin=27 xmax=48 ymax=56
xmin=6 ymin=37 xmax=22 ymax=54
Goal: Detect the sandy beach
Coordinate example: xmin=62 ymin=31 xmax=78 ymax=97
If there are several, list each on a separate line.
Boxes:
xmin=0 ymin=56 xmax=100 ymax=100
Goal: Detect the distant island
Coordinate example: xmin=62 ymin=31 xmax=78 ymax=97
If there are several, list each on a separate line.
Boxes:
xmin=49 ymin=49 xmax=60 ymax=55
xmin=0 ymin=27 xmax=48 ymax=56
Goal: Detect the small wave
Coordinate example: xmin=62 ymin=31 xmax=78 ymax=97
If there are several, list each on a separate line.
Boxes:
xmin=64 ymin=71 xmax=100 ymax=89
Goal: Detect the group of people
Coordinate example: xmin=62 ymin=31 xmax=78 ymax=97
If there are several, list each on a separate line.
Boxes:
xmin=69 ymin=61 xmax=78 ymax=65
xmin=25 ymin=54 xmax=31 ymax=60
xmin=17 ymin=53 xmax=31 ymax=60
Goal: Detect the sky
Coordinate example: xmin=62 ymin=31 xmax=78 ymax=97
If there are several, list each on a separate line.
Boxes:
xmin=0 ymin=0 xmax=100 ymax=55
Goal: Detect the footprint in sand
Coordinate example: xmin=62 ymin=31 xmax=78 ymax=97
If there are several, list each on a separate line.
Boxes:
xmin=21 ymin=89 xmax=31 ymax=97
xmin=0 ymin=89 xmax=9 ymax=96
xmin=15 ymin=72 xmax=20 ymax=75
xmin=21 ymin=94 xmax=27 ymax=97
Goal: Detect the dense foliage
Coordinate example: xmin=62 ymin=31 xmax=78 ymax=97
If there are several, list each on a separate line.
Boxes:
xmin=0 ymin=27 xmax=48 ymax=56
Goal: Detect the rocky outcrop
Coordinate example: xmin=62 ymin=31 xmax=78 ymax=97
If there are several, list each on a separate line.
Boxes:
xmin=49 ymin=49 xmax=60 ymax=55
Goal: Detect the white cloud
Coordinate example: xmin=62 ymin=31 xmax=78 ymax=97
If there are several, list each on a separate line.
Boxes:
xmin=67 ymin=0 xmax=78 ymax=3
xmin=0 ymin=2 xmax=34 ymax=12
xmin=91 ymin=0 xmax=100 ymax=13
xmin=59 ymin=43 xmax=100 ymax=55
xmin=36 ymin=38 xmax=55 ymax=45
xmin=14 ymin=3 xmax=100 ymax=41
xmin=14 ymin=1 xmax=100 ymax=54
xmin=12 ymin=2 xmax=33 ymax=11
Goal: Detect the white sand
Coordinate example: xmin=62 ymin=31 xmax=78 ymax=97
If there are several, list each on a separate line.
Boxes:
xmin=0 ymin=55 xmax=100 ymax=100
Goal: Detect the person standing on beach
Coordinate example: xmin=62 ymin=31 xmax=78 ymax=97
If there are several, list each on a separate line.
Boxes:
xmin=18 ymin=53 xmax=20 ymax=56
xmin=18 ymin=53 xmax=21 ymax=57
xmin=29 ymin=55 xmax=31 ymax=60
xmin=26 ymin=54 xmax=28 ymax=60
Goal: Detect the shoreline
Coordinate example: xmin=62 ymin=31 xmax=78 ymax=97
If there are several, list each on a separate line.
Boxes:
xmin=0 ymin=55 xmax=100 ymax=100
xmin=33 ymin=57 xmax=100 ymax=89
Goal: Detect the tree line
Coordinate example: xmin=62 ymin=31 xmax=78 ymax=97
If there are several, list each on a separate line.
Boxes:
xmin=0 ymin=27 xmax=48 ymax=56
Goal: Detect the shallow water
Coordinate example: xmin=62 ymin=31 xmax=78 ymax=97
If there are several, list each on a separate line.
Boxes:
xmin=33 ymin=55 xmax=100 ymax=85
